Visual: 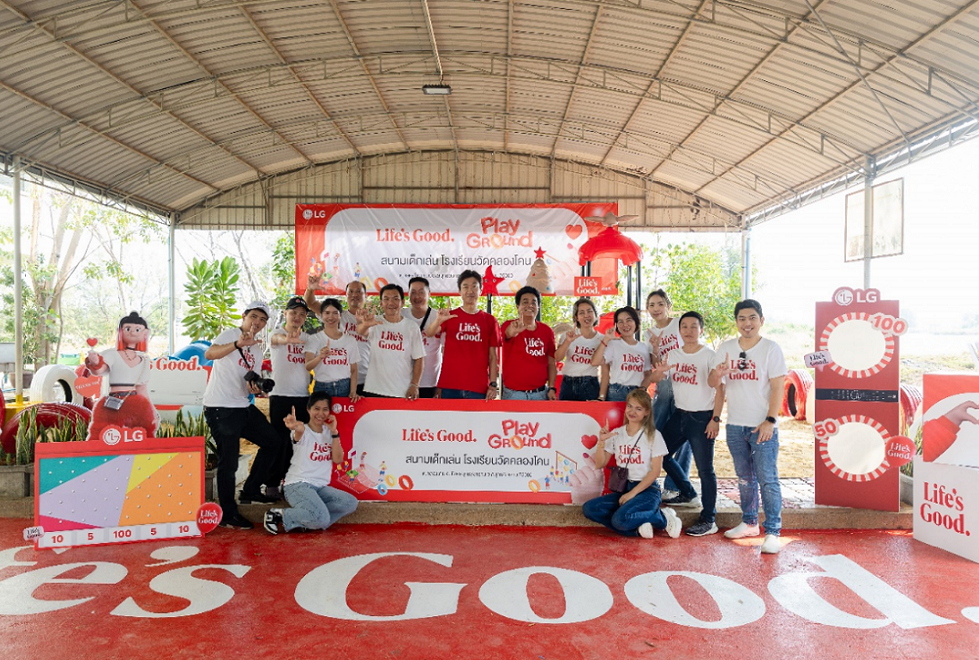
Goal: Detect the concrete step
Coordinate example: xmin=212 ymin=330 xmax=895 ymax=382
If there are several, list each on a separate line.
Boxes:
xmin=0 ymin=496 xmax=911 ymax=530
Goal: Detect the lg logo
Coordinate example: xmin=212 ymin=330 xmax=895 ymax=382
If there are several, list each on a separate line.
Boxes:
xmin=833 ymin=287 xmax=880 ymax=306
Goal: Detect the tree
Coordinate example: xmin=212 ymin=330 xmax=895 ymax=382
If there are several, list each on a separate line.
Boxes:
xmin=0 ymin=182 xmax=163 ymax=367
xmin=640 ymin=241 xmax=745 ymax=345
xmin=182 ymin=257 xmax=241 ymax=341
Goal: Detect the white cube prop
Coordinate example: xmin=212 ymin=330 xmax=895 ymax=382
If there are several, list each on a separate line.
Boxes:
xmin=913 ymin=456 xmax=979 ymax=563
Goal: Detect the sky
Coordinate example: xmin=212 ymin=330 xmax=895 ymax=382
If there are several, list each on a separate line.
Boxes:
xmin=631 ymin=135 xmax=979 ymax=336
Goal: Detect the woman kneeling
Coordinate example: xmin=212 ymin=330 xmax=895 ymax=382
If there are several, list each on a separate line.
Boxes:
xmin=264 ymin=392 xmax=358 ymax=534
xmin=582 ymin=388 xmax=682 ymax=539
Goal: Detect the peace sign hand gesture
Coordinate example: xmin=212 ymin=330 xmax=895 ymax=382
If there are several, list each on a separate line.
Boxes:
xmin=284 ymin=406 xmax=305 ymax=435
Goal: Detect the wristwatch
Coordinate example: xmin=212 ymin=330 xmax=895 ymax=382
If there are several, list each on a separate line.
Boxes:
xmin=765 ymin=415 xmax=777 ymax=424
xmin=712 ymin=415 xmax=721 ymax=423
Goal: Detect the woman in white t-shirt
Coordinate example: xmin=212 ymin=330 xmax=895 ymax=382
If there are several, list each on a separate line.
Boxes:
xmin=556 ymin=298 xmax=603 ymax=401
xmin=263 ymin=391 xmax=358 ymax=534
xmin=645 ymin=288 xmax=691 ymax=498
xmin=590 ymin=306 xmax=654 ymax=402
xmin=581 ymin=389 xmax=682 ymax=538
xmin=308 ymin=298 xmax=360 ymax=401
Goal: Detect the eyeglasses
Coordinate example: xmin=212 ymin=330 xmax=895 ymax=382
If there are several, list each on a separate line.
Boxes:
xmin=737 ymin=351 xmax=748 ymax=371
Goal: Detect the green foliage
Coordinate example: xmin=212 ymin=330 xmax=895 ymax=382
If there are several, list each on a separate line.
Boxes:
xmin=269 ymin=233 xmax=296 ymax=310
xmin=2 ymin=407 xmax=88 ymax=465
xmin=639 ymin=242 xmax=745 ymax=345
xmin=182 ymin=257 xmax=241 ymax=341
xmin=157 ymin=409 xmax=216 ymax=469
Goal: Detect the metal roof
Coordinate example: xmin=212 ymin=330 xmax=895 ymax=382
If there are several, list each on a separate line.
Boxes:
xmin=2 ymin=0 xmax=979 ymax=226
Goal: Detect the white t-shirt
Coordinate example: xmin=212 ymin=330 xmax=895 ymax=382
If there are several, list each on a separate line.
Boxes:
xmin=364 ymin=316 xmax=426 ymax=397
xmin=202 ymin=328 xmax=262 ymax=409
xmin=646 ymin=317 xmax=681 ymax=361
xmin=713 ymin=337 xmax=787 ymax=427
xmin=101 ymin=349 xmax=151 ymax=387
xmin=269 ymin=328 xmax=313 ymax=397
xmin=308 ymin=332 xmax=359 ymax=383
xmin=342 ymin=310 xmax=370 ymax=385
xmin=604 ymin=426 xmax=668 ymax=482
xmin=284 ymin=424 xmax=334 ymax=488
xmin=403 ymin=307 xmax=442 ymax=388
xmin=561 ymin=333 xmax=602 ymax=378
xmin=603 ymin=339 xmax=651 ymax=387
xmin=666 ymin=345 xmax=717 ymax=412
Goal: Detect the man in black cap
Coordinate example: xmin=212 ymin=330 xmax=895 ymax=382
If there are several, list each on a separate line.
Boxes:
xmin=267 ymin=295 xmax=318 ymax=500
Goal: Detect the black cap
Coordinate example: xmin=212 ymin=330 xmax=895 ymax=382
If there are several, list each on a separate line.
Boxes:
xmin=285 ymin=296 xmax=311 ymax=312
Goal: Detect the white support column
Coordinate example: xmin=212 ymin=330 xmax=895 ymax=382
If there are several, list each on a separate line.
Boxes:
xmin=863 ymin=156 xmax=875 ymax=289
xmin=168 ymin=212 xmax=176 ymax=356
xmin=12 ymin=157 xmax=23 ymax=405
xmin=741 ymin=224 xmax=752 ymax=299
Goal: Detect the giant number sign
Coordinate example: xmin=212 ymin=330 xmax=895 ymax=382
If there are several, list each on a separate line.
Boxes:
xmin=813 ymin=287 xmax=906 ymax=511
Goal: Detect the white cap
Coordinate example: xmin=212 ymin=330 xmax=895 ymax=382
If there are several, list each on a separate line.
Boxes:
xmin=242 ymin=300 xmax=271 ymax=319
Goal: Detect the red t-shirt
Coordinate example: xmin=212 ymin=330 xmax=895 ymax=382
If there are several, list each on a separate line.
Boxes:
xmin=436 ymin=308 xmax=503 ymax=393
xmin=501 ymin=321 xmax=555 ymax=391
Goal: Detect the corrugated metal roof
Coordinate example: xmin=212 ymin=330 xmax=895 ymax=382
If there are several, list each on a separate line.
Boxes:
xmin=3 ymin=0 xmax=979 ymax=225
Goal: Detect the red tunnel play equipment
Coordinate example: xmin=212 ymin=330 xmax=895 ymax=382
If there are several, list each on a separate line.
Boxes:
xmin=899 ymin=383 xmax=923 ymax=435
xmin=780 ymin=368 xmax=813 ymax=420
xmin=0 ymin=402 xmax=92 ymax=455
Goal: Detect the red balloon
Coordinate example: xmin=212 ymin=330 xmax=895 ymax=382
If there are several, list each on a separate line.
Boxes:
xmin=196 ymin=502 xmax=223 ymax=534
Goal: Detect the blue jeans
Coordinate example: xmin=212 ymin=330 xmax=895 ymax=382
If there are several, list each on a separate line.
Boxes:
xmin=440 ymin=388 xmax=486 ymax=399
xmin=502 ymin=386 xmax=547 ymax=400
xmin=726 ymin=424 xmax=782 ymax=536
xmin=559 ymin=376 xmax=600 ymax=401
xmin=283 ymin=481 xmax=358 ymax=532
xmin=313 ymin=378 xmax=351 ymax=397
xmin=606 ymin=382 xmax=635 ymax=402
xmin=582 ymin=481 xmax=666 ymax=536
xmin=654 ymin=378 xmax=691 ymax=491
xmin=662 ymin=410 xmax=717 ymax=524
xmin=204 ymin=405 xmax=282 ymax=519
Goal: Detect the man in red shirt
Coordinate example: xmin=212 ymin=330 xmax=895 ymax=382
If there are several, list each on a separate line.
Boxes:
xmin=426 ymin=270 xmax=502 ymax=400
xmin=501 ymin=286 xmax=557 ymax=400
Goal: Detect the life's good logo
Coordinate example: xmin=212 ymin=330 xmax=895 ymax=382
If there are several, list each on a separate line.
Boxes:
xmin=488 ymin=419 xmax=552 ymax=449
xmin=920 ymin=481 xmax=969 ymax=536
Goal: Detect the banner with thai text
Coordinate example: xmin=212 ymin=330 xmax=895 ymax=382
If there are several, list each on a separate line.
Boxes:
xmin=295 ymin=204 xmax=616 ymax=296
xmin=330 ymin=399 xmax=625 ymax=504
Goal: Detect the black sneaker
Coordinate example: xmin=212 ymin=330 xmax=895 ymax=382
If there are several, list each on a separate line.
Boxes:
xmin=662 ymin=494 xmax=701 ymax=507
xmin=264 ymin=508 xmax=284 ymax=535
xmin=239 ymin=490 xmax=277 ymax=504
xmin=219 ymin=514 xmax=254 ymax=530
xmin=685 ymin=520 xmax=719 ymax=537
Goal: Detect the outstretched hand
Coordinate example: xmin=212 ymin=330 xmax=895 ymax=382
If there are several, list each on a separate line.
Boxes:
xmin=569 ymin=452 xmax=605 ymax=505
xmin=944 ymin=399 xmax=979 ymax=427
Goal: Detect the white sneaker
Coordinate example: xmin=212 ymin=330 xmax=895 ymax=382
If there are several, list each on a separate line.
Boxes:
xmin=638 ymin=522 xmax=654 ymax=539
xmin=760 ymin=534 xmax=781 ymax=554
xmin=661 ymin=489 xmax=680 ymax=501
xmin=662 ymin=507 xmax=682 ymax=539
xmin=724 ymin=522 xmax=761 ymax=539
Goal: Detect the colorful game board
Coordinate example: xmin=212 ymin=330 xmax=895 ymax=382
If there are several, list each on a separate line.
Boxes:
xmin=33 ymin=436 xmax=205 ymax=548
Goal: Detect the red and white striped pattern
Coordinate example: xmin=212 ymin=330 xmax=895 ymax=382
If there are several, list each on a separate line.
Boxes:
xmin=818 ymin=312 xmax=895 ymax=379
xmin=818 ymin=414 xmax=890 ymax=482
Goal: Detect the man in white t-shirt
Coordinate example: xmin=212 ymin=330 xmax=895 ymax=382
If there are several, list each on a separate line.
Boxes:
xmin=203 ymin=301 xmax=282 ymax=530
xmin=709 ymin=299 xmax=787 ymax=555
xmin=402 ymin=277 xmax=442 ymax=398
xmin=358 ymin=283 xmax=425 ymax=399
xmin=268 ymin=296 xmax=318 ymax=500
xmin=305 ymin=279 xmax=371 ymax=394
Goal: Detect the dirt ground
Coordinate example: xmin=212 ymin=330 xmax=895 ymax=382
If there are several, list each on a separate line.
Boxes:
xmin=246 ymin=398 xmax=815 ymax=479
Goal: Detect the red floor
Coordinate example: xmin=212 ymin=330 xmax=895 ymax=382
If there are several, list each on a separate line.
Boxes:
xmin=0 ymin=518 xmax=977 ymax=659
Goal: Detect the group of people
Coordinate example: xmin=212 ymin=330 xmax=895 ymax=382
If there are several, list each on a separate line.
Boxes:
xmin=200 ymin=271 xmax=787 ymax=556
